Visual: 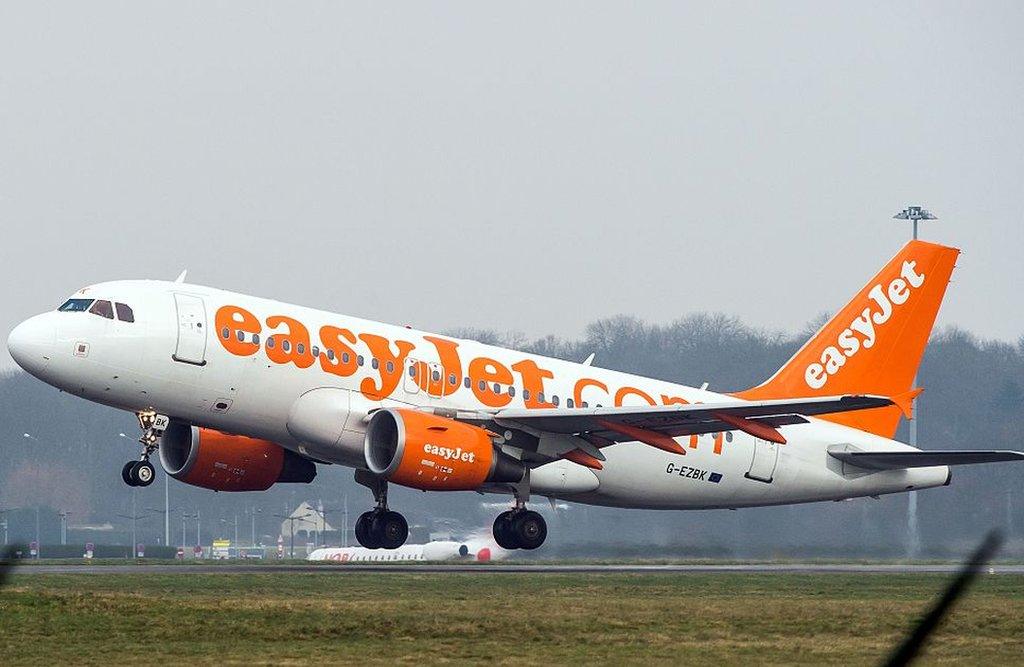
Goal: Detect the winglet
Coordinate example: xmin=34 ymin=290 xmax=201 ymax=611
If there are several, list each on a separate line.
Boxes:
xmin=892 ymin=388 xmax=924 ymax=419
xmin=174 ymin=270 xmax=188 ymax=284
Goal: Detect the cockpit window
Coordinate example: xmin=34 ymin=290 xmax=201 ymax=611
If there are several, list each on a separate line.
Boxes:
xmin=115 ymin=302 xmax=135 ymax=323
xmin=58 ymin=298 xmax=94 ymax=312
xmin=88 ymin=300 xmax=115 ymax=319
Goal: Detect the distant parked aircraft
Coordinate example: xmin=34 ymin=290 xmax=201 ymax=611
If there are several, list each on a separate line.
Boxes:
xmin=309 ymin=533 xmax=508 ymax=562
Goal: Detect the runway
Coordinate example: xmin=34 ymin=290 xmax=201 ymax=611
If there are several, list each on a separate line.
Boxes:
xmin=7 ymin=562 xmax=1024 ymax=575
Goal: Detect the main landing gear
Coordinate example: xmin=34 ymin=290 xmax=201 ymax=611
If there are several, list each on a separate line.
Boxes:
xmin=492 ymin=492 xmax=547 ymax=550
xmin=122 ymin=410 xmax=167 ymax=488
xmin=354 ymin=471 xmax=409 ymax=550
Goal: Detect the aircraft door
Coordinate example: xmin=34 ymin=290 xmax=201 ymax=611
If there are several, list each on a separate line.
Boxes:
xmin=403 ymin=358 xmax=421 ymax=395
xmin=172 ymin=293 xmax=208 ymax=365
xmin=745 ymin=438 xmax=779 ymax=483
xmin=428 ymin=361 xmax=445 ymax=397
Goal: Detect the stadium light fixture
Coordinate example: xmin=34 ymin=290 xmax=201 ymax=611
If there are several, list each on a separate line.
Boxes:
xmin=894 ymin=206 xmax=937 ymax=241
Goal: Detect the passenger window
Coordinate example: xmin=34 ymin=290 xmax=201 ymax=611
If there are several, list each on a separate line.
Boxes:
xmin=372 ymin=358 xmax=379 ymax=370
xmin=508 ymin=386 xmax=516 ymax=397
xmin=567 ymin=398 xmax=574 ymax=408
xmin=311 ymin=345 xmax=319 ymax=358
xmin=267 ymin=337 xmax=276 ymax=349
xmin=432 ymin=369 xmax=441 ymax=382
xmin=282 ymin=340 xmax=291 ymax=353
xmin=114 ymin=303 xmax=135 ymax=322
xmin=464 ymin=377 xmax=471 ymax=389
xmin=58 ymin=298 xmax=94 ymax=312
xmin=297 ymin=343 xmax=305 ymax=355
xmin=726 ymin=432 xmax=734 ymax=442
xmin=236 ymin=330 xmax=245 ymax=342
xmin=408 ymin=365 xmax=416 ymax=377
xmin=357 ymin=355 xmax=365 ymax=366
xmin=252 ymin=334 xmax=260 ymax=346
xmin=221 ymin=327 xmax=230 ymax=339
xmin=387 ymin=361 xmax=395 ymax=373
xmin=523 ymin=389 xmax=531 ymax=401
xmin=493 ymin=383 xmax=501 ymax=394
xmin=552 ymin=395 xmax=560 ymax=406
xmin=449 ymin=373 xmax=457 ymax=386
xmin=478 ymin=380 xmax=486 ymax=391
xmin=538 ymin=392 xmax=545 ymax=403
xmin=89 ymin=300 xmax=114 ymax=319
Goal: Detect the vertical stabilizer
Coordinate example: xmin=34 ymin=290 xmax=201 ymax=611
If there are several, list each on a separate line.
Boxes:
xmin=737 ymin=240 xmax=960 ymax=438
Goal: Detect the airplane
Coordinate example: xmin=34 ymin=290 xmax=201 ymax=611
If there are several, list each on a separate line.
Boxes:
xmin=308 ymin=533 xmax=508 ymax=563
xmin=8 ymin=239 xmax=1024 ymax=552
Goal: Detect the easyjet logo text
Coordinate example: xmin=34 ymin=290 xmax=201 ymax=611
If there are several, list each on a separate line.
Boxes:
xmin=213 ymin=304 xmax=728 ymax=455
xmin=804 ymin=259 xmax=925 ymax=390
xmin=424 ymin=444 xmax=476 ymax=463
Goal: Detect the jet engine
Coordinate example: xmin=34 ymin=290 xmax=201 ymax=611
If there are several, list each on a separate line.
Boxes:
xmin=364 ymin=409 xmax=524 ymax=491
xmin=159 ymin=420 xmax=316 ymax=492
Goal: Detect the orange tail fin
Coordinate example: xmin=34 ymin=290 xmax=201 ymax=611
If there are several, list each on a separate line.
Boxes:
xmin=736 ymin=240 xmax=960 ymax=438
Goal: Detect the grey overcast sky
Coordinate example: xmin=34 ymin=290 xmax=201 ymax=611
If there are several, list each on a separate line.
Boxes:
xmin=2 ymin=2 xmax=1022 ymax=371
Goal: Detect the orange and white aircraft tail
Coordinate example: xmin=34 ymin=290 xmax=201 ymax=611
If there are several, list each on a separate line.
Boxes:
xmin=738 ymin=240 xmax=960 ymax=438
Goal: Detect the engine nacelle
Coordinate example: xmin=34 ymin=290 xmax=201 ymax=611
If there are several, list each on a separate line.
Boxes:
xmin=364 ymin=409 xmax=525 ymax=491
xmin=160 ymin=421 xmax=316 ymax=492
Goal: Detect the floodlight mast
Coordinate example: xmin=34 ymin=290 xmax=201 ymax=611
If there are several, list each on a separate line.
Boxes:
xmin=894 ymin=205 xmax=938 ymax=559
xmin=893 ymin=206 xmax=937 ymax=241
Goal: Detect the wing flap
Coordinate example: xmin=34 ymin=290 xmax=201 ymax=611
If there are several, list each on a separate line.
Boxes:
xmin=494 ymin=395 xmax=891 ymax=442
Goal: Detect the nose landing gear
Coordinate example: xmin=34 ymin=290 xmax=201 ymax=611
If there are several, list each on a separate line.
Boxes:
xmin=122 ymin=411 xmax=168 ymax=488
xmin=353 ymin=470 xmax=409 ymax=550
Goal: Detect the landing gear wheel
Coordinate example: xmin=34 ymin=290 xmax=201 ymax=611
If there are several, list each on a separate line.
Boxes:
xmin=355 ymin=511 xmax=381 ymax=549
xmin=122 ymin=461 xmax=138 ymax=486
xmin=134 ymin=460 xmax=156 ymax=487
xmin=492 ymin=511 xmax=520 ymax=550
xmin=511 ymin=510 xmax=547 ymax=550
xmin=373 ymin=511 xmax=409 ymax=550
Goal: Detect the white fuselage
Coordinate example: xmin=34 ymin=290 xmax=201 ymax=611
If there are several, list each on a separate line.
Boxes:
xmin=7 ymin=279 xmax=950 ymax=509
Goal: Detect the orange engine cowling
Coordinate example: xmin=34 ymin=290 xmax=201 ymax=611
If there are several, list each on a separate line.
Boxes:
xmin=159 ymin=420 xmax=316 ymax=492
xmin=364 ymin=409 xmax=525 ymax=491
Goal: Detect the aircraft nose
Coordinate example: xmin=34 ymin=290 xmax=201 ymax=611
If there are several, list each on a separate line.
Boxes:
xmin=7 ymin=314 xmax=56 ymax=377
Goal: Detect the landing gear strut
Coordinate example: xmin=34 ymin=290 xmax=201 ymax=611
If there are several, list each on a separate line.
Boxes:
xmin=122 ymin=411 xmax=167 ymax=488
xmin=492 ymin=491 xmax=547 ymax=550
xmin=354 ymin=470 xmax=409 ymax=550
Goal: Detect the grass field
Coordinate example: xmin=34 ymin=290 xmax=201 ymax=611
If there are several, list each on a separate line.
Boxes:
xmin=2 ymin=570 xmax=1023 ymax=665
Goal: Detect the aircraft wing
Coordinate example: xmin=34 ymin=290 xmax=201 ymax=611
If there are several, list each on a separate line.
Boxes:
xmin=490 ymin=395 xmax=892 ymax=454
xmin=829 ymin=450 xmax=1024 ymax=471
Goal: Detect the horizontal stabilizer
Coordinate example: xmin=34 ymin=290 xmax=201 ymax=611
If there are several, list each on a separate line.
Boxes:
xmin=829 ymin=450 xmax=1024 ymax=471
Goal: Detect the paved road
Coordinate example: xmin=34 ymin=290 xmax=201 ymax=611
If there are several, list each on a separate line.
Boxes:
xmin=6 ymin=562 xmax=1024 ymax=575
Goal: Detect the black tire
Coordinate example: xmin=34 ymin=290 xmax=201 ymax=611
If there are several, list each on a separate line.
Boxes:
xmin=134 ymin=460 xmax=156 ymax=487
xmin=355 ymin=511 xmax=380 ymax=549
xmin=373 ymin=511 xmax=409 ymax=550
xmin=121 ymin=461 xmax=137 ymax=486
xmin=492 ymin=511 xmax=519 ymax=550
xmin=511 ymin=510 xmax=547 ymax=550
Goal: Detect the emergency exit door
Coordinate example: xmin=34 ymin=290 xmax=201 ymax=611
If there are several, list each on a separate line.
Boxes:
xmin=173 ymin=293 xmax=208 ymax=365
